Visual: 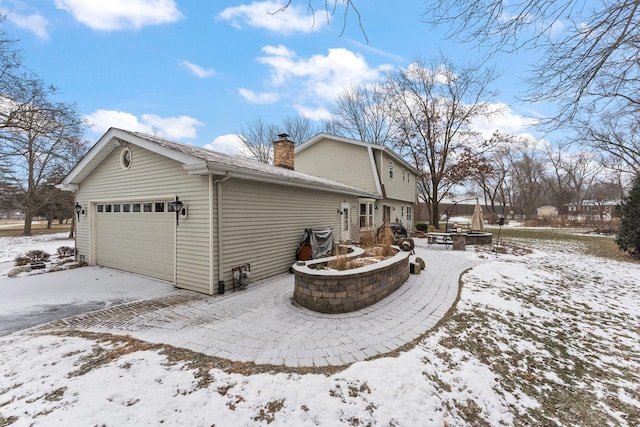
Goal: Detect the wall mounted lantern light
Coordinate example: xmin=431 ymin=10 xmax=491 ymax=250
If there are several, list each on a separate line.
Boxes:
xmin=168 ymin=197 xmax=184 ymax=226
xmin=74 ymin=202 xmax=84 ymax=221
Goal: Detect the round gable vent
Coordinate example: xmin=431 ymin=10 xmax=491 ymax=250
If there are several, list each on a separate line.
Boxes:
xmin=120 ymin=147 xmax=132 ymax=169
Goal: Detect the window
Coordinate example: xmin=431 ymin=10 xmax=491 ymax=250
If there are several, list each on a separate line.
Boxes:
xmin=113 ymin=204 xmax=121 ymax=213
xmin=120 ymin=147 xmax=132 ymax=169
xmin=401 ymin=205 xmax=404 ymax=217
xmin=406 ymin=206 xmax=412 ymax=222
xmin=155 ymin=202 xmax=165 ymax=213
xmin=97 ymin=204 xmax=104 ymax=213
xmin=389 ymin=161 xmax=394 ymax=179
xmin=358 ymin=199 xmax=375 ymax=230
xmin=132 ymin=203 xmax=141 ymax=213
xmin=105 ymin=204 xmax=112 ymax=213
xmin=122 ymin=203 xmax=131 ymax=213
xmin=403 ymin=169 xmax=406 ymax=182
xmin=143 ymin=202 xmax=152 ymax=213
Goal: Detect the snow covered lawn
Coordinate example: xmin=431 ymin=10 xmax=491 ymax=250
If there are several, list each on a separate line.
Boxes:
xmin=0 ymin=233 xmax=75 ymax=278
xmin=1 ymin=232 xmax=639 ymax=426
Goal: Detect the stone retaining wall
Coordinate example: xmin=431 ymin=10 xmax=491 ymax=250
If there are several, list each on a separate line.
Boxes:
xmin=292 ymin=250 xmax=410 ymax=314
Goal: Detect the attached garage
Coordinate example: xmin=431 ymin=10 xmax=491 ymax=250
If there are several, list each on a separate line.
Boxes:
xmin=58 ymin=128 xmax=379 ymax=295
xmin=94 ymin=200 xmax=175 ymax=282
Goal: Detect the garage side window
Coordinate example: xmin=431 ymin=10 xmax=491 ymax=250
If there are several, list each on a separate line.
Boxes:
xmin=143 ymin=202 xmax=152 ymax=213
xmin=122 ymin=203 xmax=131 ymax=213
xmin=105 ymin=204 xmax=112 ymax=213
xmin=113 ymin=204 xmax=121 ymax=213
xmin=97 ymin=204 xmax=104 ymax=213
xmin=155 ymin=202 xmax=165 ymax=213
xmin=132 ymin=203 xmax=141 ymax=213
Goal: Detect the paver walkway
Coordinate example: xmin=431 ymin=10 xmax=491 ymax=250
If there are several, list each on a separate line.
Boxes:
xmin=43 ymin=243 xmax=482 ymax=367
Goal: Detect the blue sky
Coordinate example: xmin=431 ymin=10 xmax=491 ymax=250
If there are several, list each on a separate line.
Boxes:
xmin=1 ymin=0 xmax=547 ymax=153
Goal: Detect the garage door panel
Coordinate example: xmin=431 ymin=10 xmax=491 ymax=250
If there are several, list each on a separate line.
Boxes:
xmin=96 ymin=210 xmax=174 ymax=282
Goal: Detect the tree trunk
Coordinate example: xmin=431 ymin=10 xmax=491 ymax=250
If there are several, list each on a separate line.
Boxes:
xmin=68 ymin=215 xmax=75 ymax=239
xmin=22 ymin=213 xmax=33 ymax=236
xmin=47 ymin=218 xmax=52 ymax=229
xmin=431 ymin=202 xmax=440 ymax=229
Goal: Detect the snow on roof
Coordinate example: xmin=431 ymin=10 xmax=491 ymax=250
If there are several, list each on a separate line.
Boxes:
xmin=60 ymin=128 xmax=379 ymax=198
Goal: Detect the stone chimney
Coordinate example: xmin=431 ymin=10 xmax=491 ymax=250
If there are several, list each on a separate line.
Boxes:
xmin=273 ymin=133 xmax=294 ymax=170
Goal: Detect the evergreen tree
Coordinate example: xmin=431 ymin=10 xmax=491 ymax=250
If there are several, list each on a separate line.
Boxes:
xmin=615 ymin=174 xmax=640 ymax=259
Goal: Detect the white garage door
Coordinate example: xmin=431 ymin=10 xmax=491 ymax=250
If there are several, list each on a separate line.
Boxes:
xmin=95 ymin=201 xmax=174 ymax=282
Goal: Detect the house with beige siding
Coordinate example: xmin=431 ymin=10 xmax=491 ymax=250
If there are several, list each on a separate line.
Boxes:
xmin=295 ymin=133 xmax=418 ymax=233
xmin=58 ymin=128 xmax=377 ymax=295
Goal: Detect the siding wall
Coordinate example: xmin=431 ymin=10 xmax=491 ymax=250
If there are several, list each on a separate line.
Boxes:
xmin=76 ymin=144 xmax=213 ymax=294
xmin=295 ymin=138 xmax=378 ymax=193
xmin=217 ymin=178 xmax=359 ymax=287
xmin=378 ymin=151 xmax=416 ymax=203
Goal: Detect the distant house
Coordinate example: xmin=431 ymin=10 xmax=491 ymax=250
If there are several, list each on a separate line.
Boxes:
xmin=536 ymin=206 xmax=558 ymax=218
xmin=295 ymin=133 xmax=418 ymax=233
xmin=566 ymin=200 xmax=620 ymax=220
xmin=58 ymin=128 xmax=378 ymax=295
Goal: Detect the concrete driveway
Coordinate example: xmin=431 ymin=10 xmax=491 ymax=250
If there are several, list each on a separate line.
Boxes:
xmin=0 ymin=266 xmax=178 ymax=336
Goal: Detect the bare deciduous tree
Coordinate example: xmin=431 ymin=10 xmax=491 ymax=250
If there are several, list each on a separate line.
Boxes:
xmin=281 ymin=115 xmax=318 ymax=146
xmin=470 ymin=137 xmax=513 ymax=223
xmin=329 ymin=83 xmax=396 ymax=144
xmin=424 ymin=0 xmax=640 ymax=125
xmin=385 ymin=56 xmax=500 ymax=228
xmin=237 ymin=116 xmax=320 ymax=164
xmin=504 ymin=143 xmax=548 ymax=217
xmin=1 ymin=76 xmax=86 ymax=235
xmin=237 ymin=118 xmax=280 ymax=164
xmin=575 ymin=112 xmax=640 ymax=176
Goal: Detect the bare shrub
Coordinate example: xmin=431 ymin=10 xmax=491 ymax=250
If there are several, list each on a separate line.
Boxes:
xmin=328 ymin=245 xmax=350 ymax=270
xmin=14 ymin=250 xmax=50 ymax=266
xmin=358 ymin=230 xmax=378 ymax=250
xmin=57 ymin=246 xmax=75 ymax=257
xmin=380 ymin=225 xmax=396 ymax=257
xmin=8 ymin=265 xmax=31 ymax=277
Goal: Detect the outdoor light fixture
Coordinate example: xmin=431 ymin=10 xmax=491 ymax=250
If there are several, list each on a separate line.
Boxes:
xmin=337 ymin=208 xmax=343 ymax=215
xmin=74 ymin=202 xmax=84 ymax=221
xmin=168 ymin=197 xmax=184 ymax=226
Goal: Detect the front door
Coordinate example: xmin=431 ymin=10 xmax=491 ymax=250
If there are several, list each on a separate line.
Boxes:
xmin=383 ymin=205 xmax=391 ymax=224
xmin=341 ymin=202 xmax=351 ymax=242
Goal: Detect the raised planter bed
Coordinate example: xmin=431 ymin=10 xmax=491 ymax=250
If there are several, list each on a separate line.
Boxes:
xmin=292 ymin=246 xmax=410 ymax=314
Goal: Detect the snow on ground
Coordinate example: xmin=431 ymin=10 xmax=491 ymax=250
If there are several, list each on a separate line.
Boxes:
xmin=0 ymin=232 xmax=75 ymax=278
xmin=1 ymin=234 xmax=639 ymax=426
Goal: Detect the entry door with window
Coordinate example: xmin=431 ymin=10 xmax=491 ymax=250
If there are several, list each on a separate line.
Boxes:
xmin=383 ymin=206 xmax=391 ymax=224
xmin=341 ymin=202 xmax=351 ymax=241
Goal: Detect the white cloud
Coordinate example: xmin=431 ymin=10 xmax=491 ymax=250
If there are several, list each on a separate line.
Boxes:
xmin=294 ymin=105 xmax=331 ymax=121
xmin=204 ymin=134 xmax=250 ymax=156
xmin=2 ymin=9 xmax=49 ymax=40
xmin=257 ymin=45 xmax=388 ymax=101
xmin=85 ymin=109 xmax=202 ymax=139
xmin=470 ymin=102 xmax=540 ymax=139
xmin=182 ymin=61 xmax=215 ymax=78
xmin=217 ymin=1 xmax=326 ymax=34
xmin=141 ymin=114 xmax=203 ymax=139
xmin=53 ymin=0 xmax=182 ymax=31
xmin=238 ymin=88 xmax=280 ymax=104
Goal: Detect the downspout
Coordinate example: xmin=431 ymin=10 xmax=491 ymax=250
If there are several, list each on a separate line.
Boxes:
xmin=215 ymin=172 xmax=232 ymax=291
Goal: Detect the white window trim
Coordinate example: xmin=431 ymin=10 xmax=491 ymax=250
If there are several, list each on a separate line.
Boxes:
xmin=358 ymin=198 xmax=376 ymax=230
